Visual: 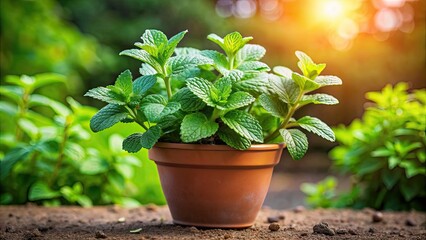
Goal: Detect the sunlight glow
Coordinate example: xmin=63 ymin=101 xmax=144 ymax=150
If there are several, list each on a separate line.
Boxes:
xmin=382 ymin=0 xmax=406 ymax=8
xmin=321 ymin=0 xmax=345 ymax=20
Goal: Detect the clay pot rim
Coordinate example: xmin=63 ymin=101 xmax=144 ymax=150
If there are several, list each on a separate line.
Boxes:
xmin=154 ymin=142 xmax=285 ymax=151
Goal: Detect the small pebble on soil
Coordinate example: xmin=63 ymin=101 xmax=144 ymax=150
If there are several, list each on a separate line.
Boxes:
xmin=293 ymin=205 xmax=305 ymax=213
xmin=405 ymin=218 xmax=416 ymax=226
xmin=336 ymin=229 xmax=348 ymax=234
xmin=267 ymin=216 xmax=280 ymax=223
xmin=23 ymin=229 xmax=42 ymax=240
xmin=145 ymin=204 xmax=158 ymax=212
xmin=372 ymin=211 xmax=384 ymax=223
xmin=313 ymin=222 xmax=335 ymax=236
xmin=95 ymin=230 xmax=107 ymax=238
xmin=268 ymin=223 xmax=280 ymax=231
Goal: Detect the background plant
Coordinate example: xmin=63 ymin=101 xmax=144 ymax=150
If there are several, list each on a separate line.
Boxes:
xmin=302 ymin=83 xmax=426 ymax=210
xmin=0 ymin=74 xmax=165 ymax=206
xmin=86 ymin=29 xmax=342 ymax=160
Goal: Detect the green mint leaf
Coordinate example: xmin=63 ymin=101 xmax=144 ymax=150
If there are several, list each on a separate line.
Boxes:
xmin=237 ymin=61 xmax=270 ymax=72
xmin=163 ymin=30 xmax=188 ymax=60
xmin=269 ymin=74 xmax=300 ymax=104
xmin=32 ymin=73 xmax=65 ymax=91
xmin=186 ymin=77 xmax=216 ymax=107
xmin=159 ymin=102 xmax=181 ymax=119
xmin=175 ymin=47 xmax=201 ymax=55
xmin=223 ymin=32 xmax=253 ymax=56
xmin=139 ymin=63 xmax=157 ymax=76
xmin=218 ymin=126 xmax=251 ymax=150
xmin=119 ymin=49 xmax=162 ymax=73
xmin=297 ymin=116 xmax=335 ymax=142
xmin=90 ymin=104 xmax=128 ymax=132
xmin=280 ymin=129 xmax=308 ymax=160
xmin=180 ymin=112 xmax=219 ymax=142
xmin=214 ymin=78 xmax=233 ymax=102
xmin=292 ymin=72 xmax=321 ymax=92
xmin=200 ymin=50 xmax=229 ymax=75
xmin=115 ymin=70 xmax=133 ymax=96
xmin=84 ymin=87 xmax=126 ymax=105
xmin=141 ymin=94 xmax=167 ymax=104
xmin=295 ymin=51 xmax=326 ymax=79
xmin=133 ymin=75 xmax=157 ymax=96
xmin=315 ymin=75 xmax=343 ymax=86
xmin=166 ymin=54 xmax=213 ymax=75
xmin=106 ymin=85 xmax=129 ymax=103
xmin=273 ymin=66 xmax=292 ymax=78
xmin=157 ymin=110 xmax=185 ymax=129
xmin=300 ymin=94 xmax=339 ymax=106
xmin=223 ymin=69 xmax=244 ymax=82
xmin=29 ymin=182 xmax=61 ymax=201
xmin=224 ymin=92 xmax=255 ymax=110
xmin=170 ymin=67 xmax=201 ymax=82
xmin=122 ymin=133 xmax=144 ymax=153
xmin=141 ymin=125 xmax=162 ymax=149
xmin=141 ymin=29 xmax=168 ymax=48
xmin=233 ymin=72 xmax=269 ymax=95
xmin=0 ymin=146 xmax=34 ymax=180
xmin=259 ymin=94 xmax=289 ymax=118
xmin=141 ymin=95 xmax=180 ymax=122
xmin=135 ymin=42 xmax=159 ymax=58
xmin=235 ymin=44 xmax=266 ymax=66
xmin=171 ymin=87 xmax=206 ymax=112
xmin=30 ymin=94 xmax=71 ymax=117
xmin=221 ymin=110 xmax=263 ymax=143
xmin=207 ymin=33 xmax=225 ymax=49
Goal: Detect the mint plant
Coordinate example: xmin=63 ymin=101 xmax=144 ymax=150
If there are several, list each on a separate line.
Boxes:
xmin=86 ymin=29 xmax=342 ymax=160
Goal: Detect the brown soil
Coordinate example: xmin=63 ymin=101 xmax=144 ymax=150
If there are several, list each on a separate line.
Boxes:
xmin=1 ymin=205 xmax=425 ymax=240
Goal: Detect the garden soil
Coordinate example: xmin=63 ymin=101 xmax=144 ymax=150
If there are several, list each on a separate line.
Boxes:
xmin=1 ymin=205 xmax=425 ymax=240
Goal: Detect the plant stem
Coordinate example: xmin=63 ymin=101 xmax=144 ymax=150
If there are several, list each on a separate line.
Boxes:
xmin=162 ymin=65 xmax=172 ymax=99
xmin=229 ymin=54 xmax=235 ymax=70
xmin=246 ymin=103 xmax=254 ymax=113
xmin=125 ymin=106 xmax=148 ymax=130
xmin=164 ymin=76 xmax=172 ymax=99
xmin=264 ymin=107 xmax=297 ymax=143
xmin=210 ymin=108 xmax=221 ymax=122
xmin=49 ymin=117 xmax=70 ymax=187
xmin=15 ymin=90 xmax=30 ymax=141
xmin=264 ymin=91 xmax=305 ymax=143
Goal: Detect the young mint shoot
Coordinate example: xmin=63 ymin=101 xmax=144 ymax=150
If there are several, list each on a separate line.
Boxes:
xmin=85 ymin=29 xmax=342 ymax=160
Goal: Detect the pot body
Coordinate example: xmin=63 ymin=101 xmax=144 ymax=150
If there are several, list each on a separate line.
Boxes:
xmin=148 ymin=143 xmax=284 ymax=228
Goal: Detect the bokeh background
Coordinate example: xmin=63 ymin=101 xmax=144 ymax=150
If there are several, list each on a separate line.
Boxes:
xmin=1 ymin=0 xmax=425 ymax=208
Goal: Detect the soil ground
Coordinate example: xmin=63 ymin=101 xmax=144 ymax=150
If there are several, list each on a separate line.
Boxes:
xmin=1 ymin=205 xmax=425 ymax=240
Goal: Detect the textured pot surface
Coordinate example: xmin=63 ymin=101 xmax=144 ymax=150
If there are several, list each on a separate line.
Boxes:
xmin=148 ymin=143 xmax=284 ymax=228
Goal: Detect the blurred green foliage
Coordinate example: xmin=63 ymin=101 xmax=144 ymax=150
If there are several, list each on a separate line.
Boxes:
xmin=0 ymin=74 xmax=165 ymax=206
xmin=0 ymin=0 xmax=103 ymax=95
xmin=303 ymin=83 xmax=426 ymax=210
xmin=0 ymin=0 xmax=230 ymax=102
xmin=301 ymin=176 xmax=360 ymax=209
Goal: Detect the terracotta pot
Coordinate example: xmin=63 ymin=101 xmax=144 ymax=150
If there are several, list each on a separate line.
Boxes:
xmin=148 ymin=142 xmax=284 ymax=228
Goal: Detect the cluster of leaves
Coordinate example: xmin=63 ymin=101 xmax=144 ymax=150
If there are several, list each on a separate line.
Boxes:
xmin=86 ymin=29 xmax=342 ymax=160
xmin=0 ymin=74 xmax=163 ymax=206
xmin=301 ymin=177 xmax=360 ymax=209
xmin=303 ymin=83 xmax=426 ymax=210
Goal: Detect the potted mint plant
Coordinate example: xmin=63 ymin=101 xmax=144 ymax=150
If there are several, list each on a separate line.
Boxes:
xmin=85 ymin=30 xmax=342 ymax=228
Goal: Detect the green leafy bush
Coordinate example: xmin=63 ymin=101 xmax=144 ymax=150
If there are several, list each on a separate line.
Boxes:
xmin=303 ymin=83 xmax=426 ymax=210
xmin=86 ymin=29 xmax=342 ymax=160
xmin=0 ymin=74 xmax=165 ymax=206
